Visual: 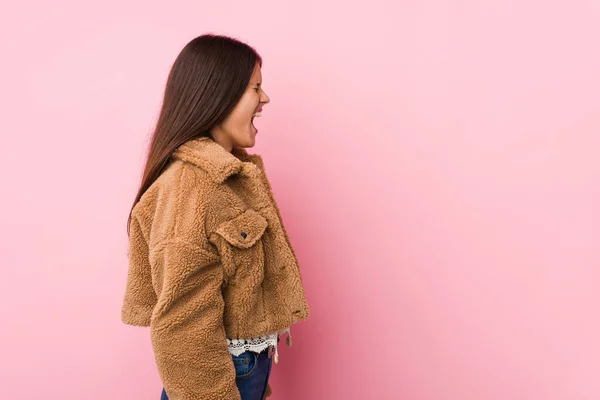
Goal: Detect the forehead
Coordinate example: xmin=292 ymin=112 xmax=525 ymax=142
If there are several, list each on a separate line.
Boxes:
xmin=250 ymin=64 xmax=262 ymax=83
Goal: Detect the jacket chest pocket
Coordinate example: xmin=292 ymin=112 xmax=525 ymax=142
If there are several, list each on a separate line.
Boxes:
xmin=209 ymin=209 xmax=269 ymax=285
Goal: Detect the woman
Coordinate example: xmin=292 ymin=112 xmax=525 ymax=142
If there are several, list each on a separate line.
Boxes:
xmin=121 ymin=34 xmax=310 ymax=400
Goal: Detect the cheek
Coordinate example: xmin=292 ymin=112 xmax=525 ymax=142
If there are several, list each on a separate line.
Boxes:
xmin=222 ymin=94 xmax=257 ymax=129
xmin=237 ymin=94 xmax=258 ymax=115
xmin=224 ymin=109 xmax=247 ymax=128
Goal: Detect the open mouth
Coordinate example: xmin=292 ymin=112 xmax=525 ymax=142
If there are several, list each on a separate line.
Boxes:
xmin=251 ymin=111 xmax=262 ymax=133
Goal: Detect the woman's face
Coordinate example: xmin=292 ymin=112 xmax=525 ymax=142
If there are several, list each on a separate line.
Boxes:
xmin=210 ymin=63 xmax=270 ymax=152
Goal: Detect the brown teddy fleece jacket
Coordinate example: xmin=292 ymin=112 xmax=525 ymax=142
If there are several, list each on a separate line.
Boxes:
xmin=121 ymin=137 xmax=310 ymax=399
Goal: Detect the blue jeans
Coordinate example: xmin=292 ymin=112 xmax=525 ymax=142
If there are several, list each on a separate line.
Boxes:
xmin=160 ymin=348 xmax=273 ymax=400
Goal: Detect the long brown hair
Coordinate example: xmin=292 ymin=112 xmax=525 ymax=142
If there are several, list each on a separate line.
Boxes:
xmin=127 ymin=34 xmax=262 ymax=235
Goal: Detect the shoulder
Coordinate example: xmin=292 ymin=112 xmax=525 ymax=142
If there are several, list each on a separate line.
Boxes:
xmin=131 ymin=159 xmax=222 ymax=245
xmin=135 ymin=160 xmax=216 ymax=212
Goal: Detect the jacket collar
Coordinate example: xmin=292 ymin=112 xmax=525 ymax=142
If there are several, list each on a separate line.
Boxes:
xmin=172 ymin=137 xmax=263 ymax=184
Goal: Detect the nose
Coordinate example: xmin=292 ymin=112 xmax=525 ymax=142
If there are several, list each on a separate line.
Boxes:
xmin=261 ymin=90 xmax=270 ymax=105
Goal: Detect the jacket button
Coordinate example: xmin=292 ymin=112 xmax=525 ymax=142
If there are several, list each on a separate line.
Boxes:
xmin=241 ymin=232 xmax=248 ymax=239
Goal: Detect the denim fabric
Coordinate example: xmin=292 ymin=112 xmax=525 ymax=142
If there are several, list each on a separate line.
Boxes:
xmin=160 ymin=348 xmax=273 ymax=400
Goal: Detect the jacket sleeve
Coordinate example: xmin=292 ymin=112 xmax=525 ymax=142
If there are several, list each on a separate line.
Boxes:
xmin=121 ymin=215 xmax=157 ymax=327
xmin=148 ymin=238 xmax=241 ymax=400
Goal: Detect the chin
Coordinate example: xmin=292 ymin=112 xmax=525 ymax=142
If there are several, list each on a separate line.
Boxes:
xmin=235 ymin=139 xmax=255 ymax=149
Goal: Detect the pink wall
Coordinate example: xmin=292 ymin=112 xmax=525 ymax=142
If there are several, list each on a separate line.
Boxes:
xmin=1 ymin=0 xmax=599 ymax=399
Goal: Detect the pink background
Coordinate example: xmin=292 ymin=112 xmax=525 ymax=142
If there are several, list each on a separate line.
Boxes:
xmin=1 ymin=0 xmax=599 ymax=399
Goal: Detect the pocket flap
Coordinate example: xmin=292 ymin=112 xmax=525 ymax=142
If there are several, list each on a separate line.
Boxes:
xmin=215 ymin=209 xmax=268 ymax=249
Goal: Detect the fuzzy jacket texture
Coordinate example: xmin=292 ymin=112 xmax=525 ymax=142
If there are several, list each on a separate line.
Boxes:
xmin=121 ymin=137 xmax=310 ymax=400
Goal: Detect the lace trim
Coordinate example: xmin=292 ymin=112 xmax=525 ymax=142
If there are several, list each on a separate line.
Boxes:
xmin=227 ymin=327 xmax=291 ymax=357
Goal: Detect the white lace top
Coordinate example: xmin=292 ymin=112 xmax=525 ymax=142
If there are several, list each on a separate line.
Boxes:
xmin=227 ymin=327 xmax=292 ymax=363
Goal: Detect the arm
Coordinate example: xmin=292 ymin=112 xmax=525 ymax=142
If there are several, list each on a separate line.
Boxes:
xmin=148 ymin=238 xmax=241 ymax=400
xmin=123 ymin=165 xmax=240 ymax=399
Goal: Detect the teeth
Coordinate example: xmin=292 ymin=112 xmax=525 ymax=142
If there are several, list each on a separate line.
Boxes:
xmin=253 ymin=112 xmax=261 ymax=118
